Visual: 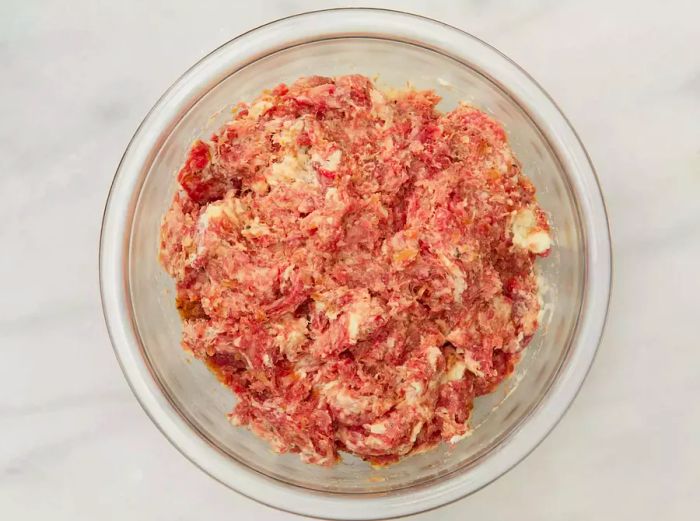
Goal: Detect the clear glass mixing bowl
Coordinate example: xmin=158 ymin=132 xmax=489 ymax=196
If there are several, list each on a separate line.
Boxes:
xmin=100 ymin=9 xmax=611 ymax=520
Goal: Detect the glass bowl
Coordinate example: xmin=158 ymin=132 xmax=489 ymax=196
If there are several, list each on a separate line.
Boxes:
xmin=100 ymin=8 xmax=611 ymax=520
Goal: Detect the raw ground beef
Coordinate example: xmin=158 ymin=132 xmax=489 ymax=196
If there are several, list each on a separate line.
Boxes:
xmin=159 ymin=75 xmax=551 ymax=466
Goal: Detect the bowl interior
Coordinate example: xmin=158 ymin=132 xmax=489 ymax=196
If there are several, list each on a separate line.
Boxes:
xmin=128 ymin=38 xmax=583 ymax=493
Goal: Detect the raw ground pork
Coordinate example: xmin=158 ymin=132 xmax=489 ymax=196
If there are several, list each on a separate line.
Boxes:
xmin=160 ymin=75 xmax=551 ymax=466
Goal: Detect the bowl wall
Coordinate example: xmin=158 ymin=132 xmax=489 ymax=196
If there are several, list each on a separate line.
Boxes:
xmin=101 ymin=9 xmax=610 ymax=519
xmin=129 ymin=37 xmax=582 ymax=493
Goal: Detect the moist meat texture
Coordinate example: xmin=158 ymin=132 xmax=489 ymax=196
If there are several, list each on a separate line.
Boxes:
xmin=160 ymin=75 xmax=552 ymax=466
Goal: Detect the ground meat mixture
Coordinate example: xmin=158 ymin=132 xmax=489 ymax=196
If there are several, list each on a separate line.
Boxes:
xmin=159 ymin=75 xmax=552 ymax=466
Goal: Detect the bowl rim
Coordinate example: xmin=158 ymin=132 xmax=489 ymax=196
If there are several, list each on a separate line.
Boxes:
xmin=99 ymin=8 xmax=612 ymax=520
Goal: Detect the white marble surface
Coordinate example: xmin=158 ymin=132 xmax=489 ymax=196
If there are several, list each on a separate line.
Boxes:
xmin=2 ymin=0 xmax=698 ymax=519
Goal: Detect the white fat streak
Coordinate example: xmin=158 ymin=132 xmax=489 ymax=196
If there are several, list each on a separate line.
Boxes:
xmin=369 ymin=88 xmax=394 ymax=128
xmin=443 ymin=360 xmax=466 ymax=383
xmin=274 ymin=316 xmax=308 ymax=353
xmin=493 ymin=295 xmax=512 ymax=319
xmin=347 ymin=312 xmax=361 ymax=344
xmin=404 ymin=380 xmax=424 ymax=404
xmin=314 ymin=298 xmax=341 ymax=320
xmin=248 ymin=100 xmax=273 ymax=119
xmin=409 ymin=421 xmax=425 ymax=444
xmin=426 ymin=346 xmax=442 ymax=370
xmin=463 ymin=351 xmax=484 ymax=377
xmin=325 ymin=187 xmax=341 ymax=203
xmin=321 ymin=382 xmax=371 ymax=415
xmin=527 ymin=231 xmax=552 ymax=252
xmin=511 ymin=208 xmax=552 ymax=254
xmin=452 ymin=276 xmax=466 ymax=303
xmin=345 ymin=297 xmax=375 ymax=344
xmin=367 ymin=422 xmax=387 ymax=434
xmin=250 ymin=179 xmax=269 ymax=195
xmin=273 ymin=119 xmax=305 ymax=147
xmin=364 ymin=436 xmax=388 ymax=449
xmin=281 ymin=264 xmax=295 ymax=281
xmin=199 ymin=199 xmax=244 ymax=228
xmin=312 ymin=149 xmax=342 ymax=172
xmin=267 ymin=152 xmax=318 ymax=186
xmin=241 ymin=216 xmax=271 ymax=238
xmin=286 ymin=329 xmax=307 ymax=349
xmin=438 ymin=252 xmax=467 ymax=303
xmin=332 ymin=391 xmax=365 ymax=414
xmin=292 ymin=355 xmax=317 ymax=379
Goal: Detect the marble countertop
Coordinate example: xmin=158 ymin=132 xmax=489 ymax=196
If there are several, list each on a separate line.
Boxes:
xmin=2 ymin=0 xmax=698 ymax=519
